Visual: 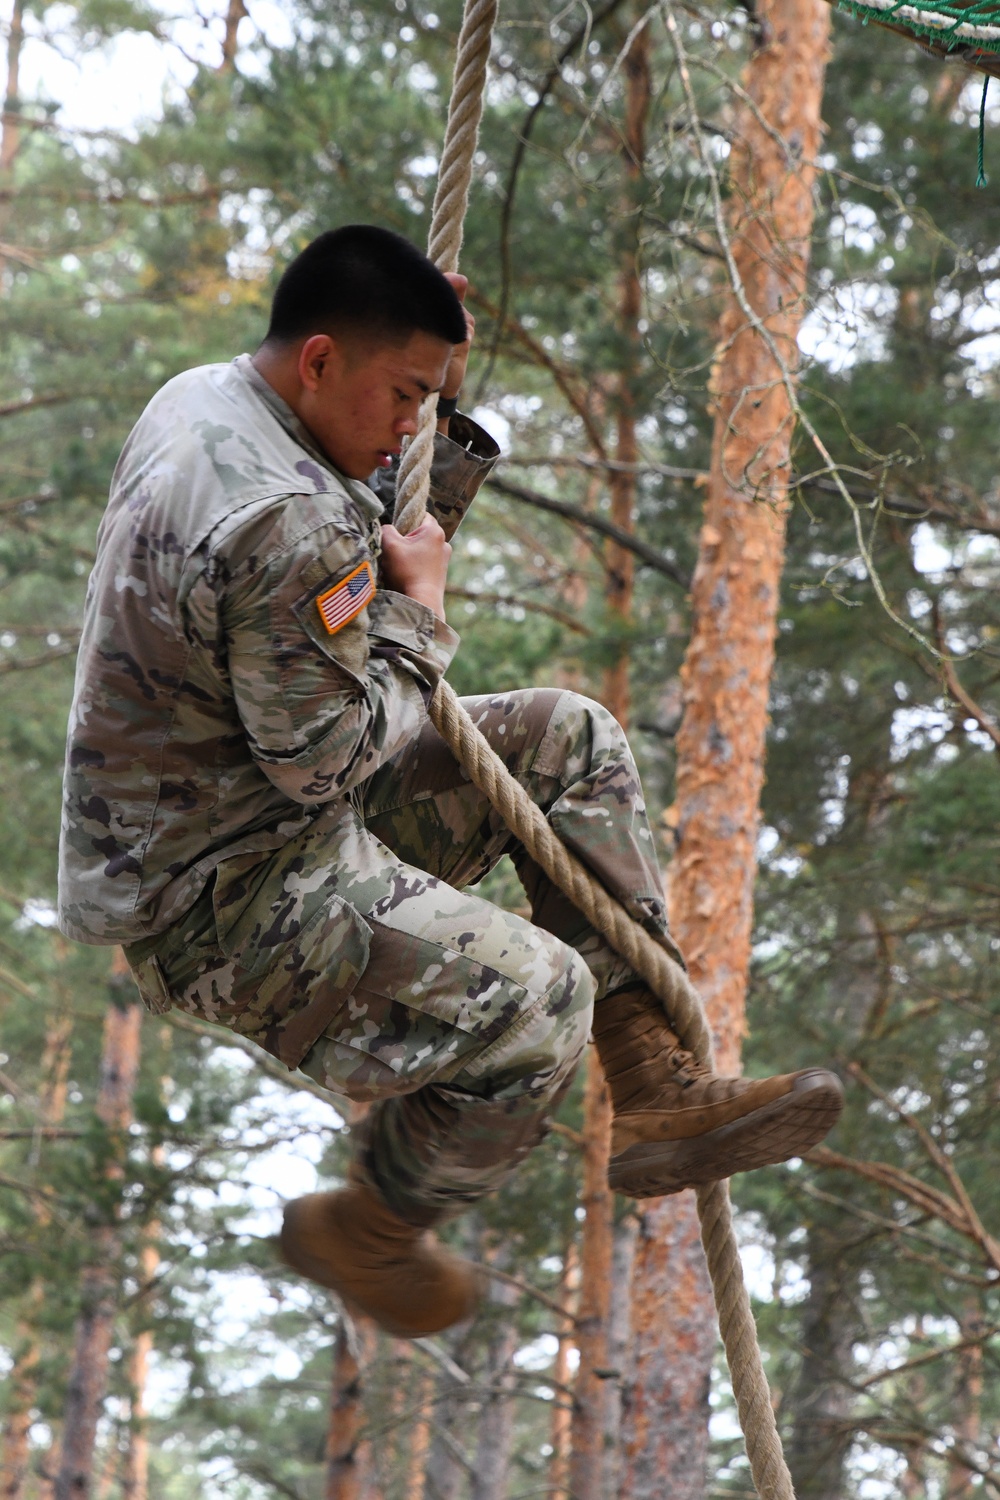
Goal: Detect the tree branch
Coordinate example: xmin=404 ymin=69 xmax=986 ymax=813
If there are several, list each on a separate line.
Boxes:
xmin=445 ymin=585 xmax=589 ymax=634
xmin=484 ymin=0 xmax=633 ymax=385
xmin=0 ymin=644 xmax=78 ymax=674
xmin=487 ymin=476 xmax=690 ymax=586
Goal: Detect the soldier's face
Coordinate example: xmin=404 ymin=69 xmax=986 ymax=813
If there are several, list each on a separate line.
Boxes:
xmin=296 ymin=330 xmax=453 ymax=479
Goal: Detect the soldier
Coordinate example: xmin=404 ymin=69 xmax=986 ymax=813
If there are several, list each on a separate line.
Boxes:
xmin=58 ymin=225 xmax=843 ymax=1338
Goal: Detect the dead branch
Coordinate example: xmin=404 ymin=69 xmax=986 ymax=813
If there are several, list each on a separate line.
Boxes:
xmin=486 ymin=0 xmax=632 ymax=384
xmin=857 ymin=1322 xmax=1000 ymax=1390
xmin=469 ymin=285 xmax=609 ymax=457
xmin=846 ymin=1060 xmax=1000 ymax=1271
xmin=468 ymin=1262 xmax=580 ymax=1324
xmin=504 ymin=453 xmax=704 ymax=481
xmin=0 ymin=392 xmax=78 ymax=419
xmin=806 ymin=1142 xmax=1000 ymax=1276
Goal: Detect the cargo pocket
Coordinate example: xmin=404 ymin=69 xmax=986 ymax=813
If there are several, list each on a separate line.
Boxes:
xmin=210 ymin=846 xmax=372 ymax=1071
xmin=128 ymin=952 xmax=173 ymax=1017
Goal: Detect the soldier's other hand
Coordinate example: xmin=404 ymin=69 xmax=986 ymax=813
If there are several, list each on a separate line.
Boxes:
xmin=381 ymin=518 xmax=452 ymax=622
xmin=441 ymin=273 xmax=474 ymax=402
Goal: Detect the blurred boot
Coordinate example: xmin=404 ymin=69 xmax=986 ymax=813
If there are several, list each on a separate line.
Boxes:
xmin=280 ymin=1172 xmax=483 ymax=1336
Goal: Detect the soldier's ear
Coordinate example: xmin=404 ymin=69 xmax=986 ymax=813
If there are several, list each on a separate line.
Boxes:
xmin=298 ymin=334 xmax=337 ymax=393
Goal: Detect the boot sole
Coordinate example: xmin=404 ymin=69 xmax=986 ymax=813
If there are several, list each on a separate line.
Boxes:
xmin=608 ymin=1068 xmax=844 ymax=1198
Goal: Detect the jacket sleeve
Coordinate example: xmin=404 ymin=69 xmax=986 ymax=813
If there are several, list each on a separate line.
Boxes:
xmin=223 ymin=513 xmax=460 ymax=804
xmin=367 ymin=414 xmax=501 ymax=539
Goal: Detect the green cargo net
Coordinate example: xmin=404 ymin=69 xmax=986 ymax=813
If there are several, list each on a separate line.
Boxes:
xmin=832 ymin=0 xmax=999 ymax=183
xmin=835 ymin=0 xmax=1000 ymax=62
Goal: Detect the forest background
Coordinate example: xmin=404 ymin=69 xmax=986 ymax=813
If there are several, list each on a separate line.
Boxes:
xmin=0 ymin=0 xmax=999 ymax=1496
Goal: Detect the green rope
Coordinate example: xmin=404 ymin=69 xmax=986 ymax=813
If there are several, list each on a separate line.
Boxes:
xmin=978 ymin=76 xmax=990 ymax=187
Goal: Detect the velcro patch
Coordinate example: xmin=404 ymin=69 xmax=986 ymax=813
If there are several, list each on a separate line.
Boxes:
xmin=316 ymin=560 xmax=376 ymax=635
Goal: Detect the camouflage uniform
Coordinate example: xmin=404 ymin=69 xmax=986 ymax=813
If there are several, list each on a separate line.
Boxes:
xmin=58 ymin=355 xmax=679 ymax=1222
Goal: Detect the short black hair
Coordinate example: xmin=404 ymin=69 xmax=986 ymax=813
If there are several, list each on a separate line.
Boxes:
xmin=263 ymin=226 xmax=467 ymax=348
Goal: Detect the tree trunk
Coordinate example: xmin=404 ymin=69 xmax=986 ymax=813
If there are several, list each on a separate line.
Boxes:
xmin=567 ymin=1054 xmax=613 ymax=1500
xmin=945 ymin=1299 xmax=985 ymax=1500
xmin=54 ymin=970 xmax=143 ymax=1500
xmin=404 ymin=1365 xmax=434 ymax=1500
xmin=785 ymin=737 xmax=893 ymax=1496
xmin=548 ymin=1245 xmax=579 ymax=1500
xmin=92 ymin=1437 xmax=120 ymax=1500
xmin=325 ymin=1314 xmax=378 ymax=1500
xmin=601 ymin=1213 xmax=638 ymax=1500
xmin=218 ymin=0 xmax=247 ymax=73
xmin=2 ymin=1011 xmax=74 ymax=1500
xmin=121 ymin=1165 xmax=164 ymax=1500
xmin=470 ymin=1273 xmax=518 ymax=1500
xmin=1 ymin=1332 xmax=37 ymax=1500
xmin=120 ymin=1324 xmax=152 ymax=1500
xmin=784 ymin=1224 xmax=858 ymax=1498
xmin=0 ymin=0 xmax=23 ymax=281
xmin=623 ymin=1204 xmax=717 ymax=1500
xmin=0 ymin=0 xmax=21 ymax=170
xmin=622 ymin=1 xmax=830 ymax=1496
xmin=36 ymin=1430 xmax=59 ymax=1500
xmin=423 ymin=1322 xmax=472 ymax=1500
xmin=572 ymin=15 xmax=650 ymax=1496
xmin=601 ymin=2 xmax=649 ymax=733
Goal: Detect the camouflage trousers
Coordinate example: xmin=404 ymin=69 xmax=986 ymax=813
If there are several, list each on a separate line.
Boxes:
xmin=129 ymin=690 xmax=677 ymax=1223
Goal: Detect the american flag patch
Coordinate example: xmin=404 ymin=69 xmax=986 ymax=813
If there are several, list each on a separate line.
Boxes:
xmin=315 ymin=560 xmax=376 ymax=635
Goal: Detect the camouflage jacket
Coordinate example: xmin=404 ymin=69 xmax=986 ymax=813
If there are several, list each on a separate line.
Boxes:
xmin=58 ymin=355 xmax=499 ymax=945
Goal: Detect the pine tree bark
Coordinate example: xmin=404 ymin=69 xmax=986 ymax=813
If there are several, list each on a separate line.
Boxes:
xmin=601 ymin=2 xmax=649 ymax=733
xmin=572 ymin=15 xmax=650 ymax=1496
xmin=601 ymin=1213 xmax=638 ymax=1500
xmin=623 ymin=2 xmax=830 ymax=1496
xmin=325 ymin=1314 xmax=378 ymax=1500
xmin=786 ymin=735 xmax=893 ymax=1496
xmin=1 ymin=1331 xmax=37 ymax=1500
xmin=469 ymin=1271 xmax=518 ymax=1500
xmin=784 ymin=1223 xmax=858 ymax=1498
xmin=121 ymin=1025 xmax=170 ymax=1500
xmin=218 ymin=0 xmax=247 ymax=73
xmin=2 ymin=1011 xmax=74 ymax=1500
xmin=404 ymin=1365 xmax=434 ymax=1500
xmin=54 ymin=964 xmax=143 ymax=1500
xmin=548 ymin=1244 xmax=579 ymax=1500
xmin=945 ymin=1299 xmax=984 ymax=1500
xmin=423 ymin=1376 xmax=468 ymax=1500
xmin=121 ymin=1152 xmax=165 ymax=1500
xmin=120 ymin=1324 xmax=152 ymax=1500
xmin=0 ymin=0 xmax=24 ymax=281
xmin=568 ymin=1053 xmax=613 ymax=1500
xmin=0 ymin=0 xmax=22 ymax=174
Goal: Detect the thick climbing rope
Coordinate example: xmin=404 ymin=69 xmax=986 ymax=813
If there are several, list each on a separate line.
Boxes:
xmin=392 ymin=2 xmax=796 ymax=1496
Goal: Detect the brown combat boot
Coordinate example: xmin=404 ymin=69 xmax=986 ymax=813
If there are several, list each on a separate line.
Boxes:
xmin=279 ymin=1174 xmax=483 ymax=1337
xmin=592 ymin=986 xmax=843 ymax=1197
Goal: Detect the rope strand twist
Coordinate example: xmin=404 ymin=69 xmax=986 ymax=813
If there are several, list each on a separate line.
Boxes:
xmin=392 ymin=2 xmax=796 ymax=1493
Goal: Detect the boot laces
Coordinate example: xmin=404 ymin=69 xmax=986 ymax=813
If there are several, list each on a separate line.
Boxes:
xmin=667 ymin=1043 xmax=710 ymax=1088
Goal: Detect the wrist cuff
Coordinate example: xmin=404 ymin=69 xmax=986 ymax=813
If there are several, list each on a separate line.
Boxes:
xmin=436 ymin=394 xmax=460 ymax=418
